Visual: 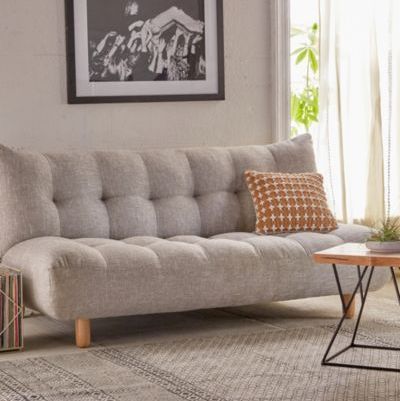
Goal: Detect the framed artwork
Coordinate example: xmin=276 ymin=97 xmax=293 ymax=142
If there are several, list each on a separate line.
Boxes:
xmin=65 ymin=0 xmax=224 ymax=103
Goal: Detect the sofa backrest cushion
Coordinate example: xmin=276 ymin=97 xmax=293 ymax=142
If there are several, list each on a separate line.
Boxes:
xmin=0 ymin=134 xmax=316 ymax=256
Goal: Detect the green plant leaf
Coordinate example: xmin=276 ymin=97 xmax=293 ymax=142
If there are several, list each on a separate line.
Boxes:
xmin=309 ymin=49 xmax=318 ymax=73
xmin=309 ymin=23 xmax=319 ymax=46
xmin=291 ymin=47 xmax=307 ymax=56
xmin=291 ymin=27 xmax=306 ymax=37
xmin=291 ymin=94 xmax=300 ymax=120
xmin=295 ymin=49 xmax=308 ymax=65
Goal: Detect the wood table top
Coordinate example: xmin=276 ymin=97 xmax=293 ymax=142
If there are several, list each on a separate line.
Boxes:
xmin=313 ymin=243 xmax=400 ymax=267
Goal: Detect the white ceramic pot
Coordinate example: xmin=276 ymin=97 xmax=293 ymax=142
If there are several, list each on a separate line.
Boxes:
xmin=366 ymin=241 xmax=400 ymax=253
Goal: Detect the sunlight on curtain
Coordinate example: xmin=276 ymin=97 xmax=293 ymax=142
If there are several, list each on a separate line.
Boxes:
xmin=316 ymin=0 xmax=400 ymax=224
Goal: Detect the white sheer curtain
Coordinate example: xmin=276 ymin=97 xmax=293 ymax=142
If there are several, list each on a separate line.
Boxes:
xmin=316 ymin=0 xmax=400 ymax=224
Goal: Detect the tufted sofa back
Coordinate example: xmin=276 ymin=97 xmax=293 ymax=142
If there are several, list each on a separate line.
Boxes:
xmin=0 ymin=134 xmax=316 ymax=257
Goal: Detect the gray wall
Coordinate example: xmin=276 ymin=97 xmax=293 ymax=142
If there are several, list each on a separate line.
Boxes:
xmin=0 ymin=0 xmax=286 ymax=152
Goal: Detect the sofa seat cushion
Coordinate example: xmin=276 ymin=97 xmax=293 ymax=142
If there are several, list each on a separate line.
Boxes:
xmin=2 ymin=224 xmax=388 ymax=320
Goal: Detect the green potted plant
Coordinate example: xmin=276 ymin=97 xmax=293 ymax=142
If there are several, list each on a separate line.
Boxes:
xmin=366 ymin=218 xmax=400 ymax=253
xmin=290 ymin=23 xmax=319 ymax=137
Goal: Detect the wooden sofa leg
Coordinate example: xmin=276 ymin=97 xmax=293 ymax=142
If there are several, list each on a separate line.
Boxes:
xmin=343 ymin=294 xmax=356 ymax=319
xmin=75 ymin=319 xmax=91 ymax=348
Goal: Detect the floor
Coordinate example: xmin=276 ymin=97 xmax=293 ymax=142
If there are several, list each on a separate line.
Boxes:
xmin=1 ymin=278 xmax=398 ymax=363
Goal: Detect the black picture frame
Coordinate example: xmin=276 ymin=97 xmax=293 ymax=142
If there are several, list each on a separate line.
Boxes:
xmin=65 ymin=0 xmax=225 ymax=104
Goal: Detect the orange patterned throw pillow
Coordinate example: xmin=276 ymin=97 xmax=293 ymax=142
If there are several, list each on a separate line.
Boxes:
xmin=245 ymin=171 xmax=338 ymax=234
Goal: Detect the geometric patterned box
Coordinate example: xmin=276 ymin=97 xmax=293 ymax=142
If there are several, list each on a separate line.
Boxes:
xmin=0 ymin=265 xmax=23 ymax=351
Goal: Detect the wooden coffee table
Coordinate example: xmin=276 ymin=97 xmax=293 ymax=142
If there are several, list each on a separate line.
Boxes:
xmin=313 ymin=242 xmax=400 ymax=372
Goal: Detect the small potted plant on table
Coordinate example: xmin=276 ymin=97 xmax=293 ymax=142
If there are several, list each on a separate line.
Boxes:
xmin=366 ymin=218 xmax=400 ymax=253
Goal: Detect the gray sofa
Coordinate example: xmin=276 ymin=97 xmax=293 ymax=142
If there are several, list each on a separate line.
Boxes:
xmin=0 ymin=134 xmax=389 ymax=347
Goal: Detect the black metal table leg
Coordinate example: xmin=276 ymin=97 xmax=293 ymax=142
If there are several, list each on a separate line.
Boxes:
xmin=390 ymin=267 xmax=400 ymax=305
xmin=322 ymin=266 xmax=369 ymax=365
xmin=322 ymin=265 xmax=400 ymax=373
xmin=357 ymin=265 xmax=365 ymax=303
xmin=332 ymin=264 xmax=346 ymax=312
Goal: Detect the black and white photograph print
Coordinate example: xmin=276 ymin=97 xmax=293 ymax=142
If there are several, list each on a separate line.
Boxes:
xmin=65 ymin=0 xmax=224 ymax=103
xmin=88 ymin=0 xmax=206 ymax=82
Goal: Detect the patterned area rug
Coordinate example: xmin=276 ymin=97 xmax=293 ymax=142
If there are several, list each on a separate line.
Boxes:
xmin=2 ymin=319 xmax=400 ymax=401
